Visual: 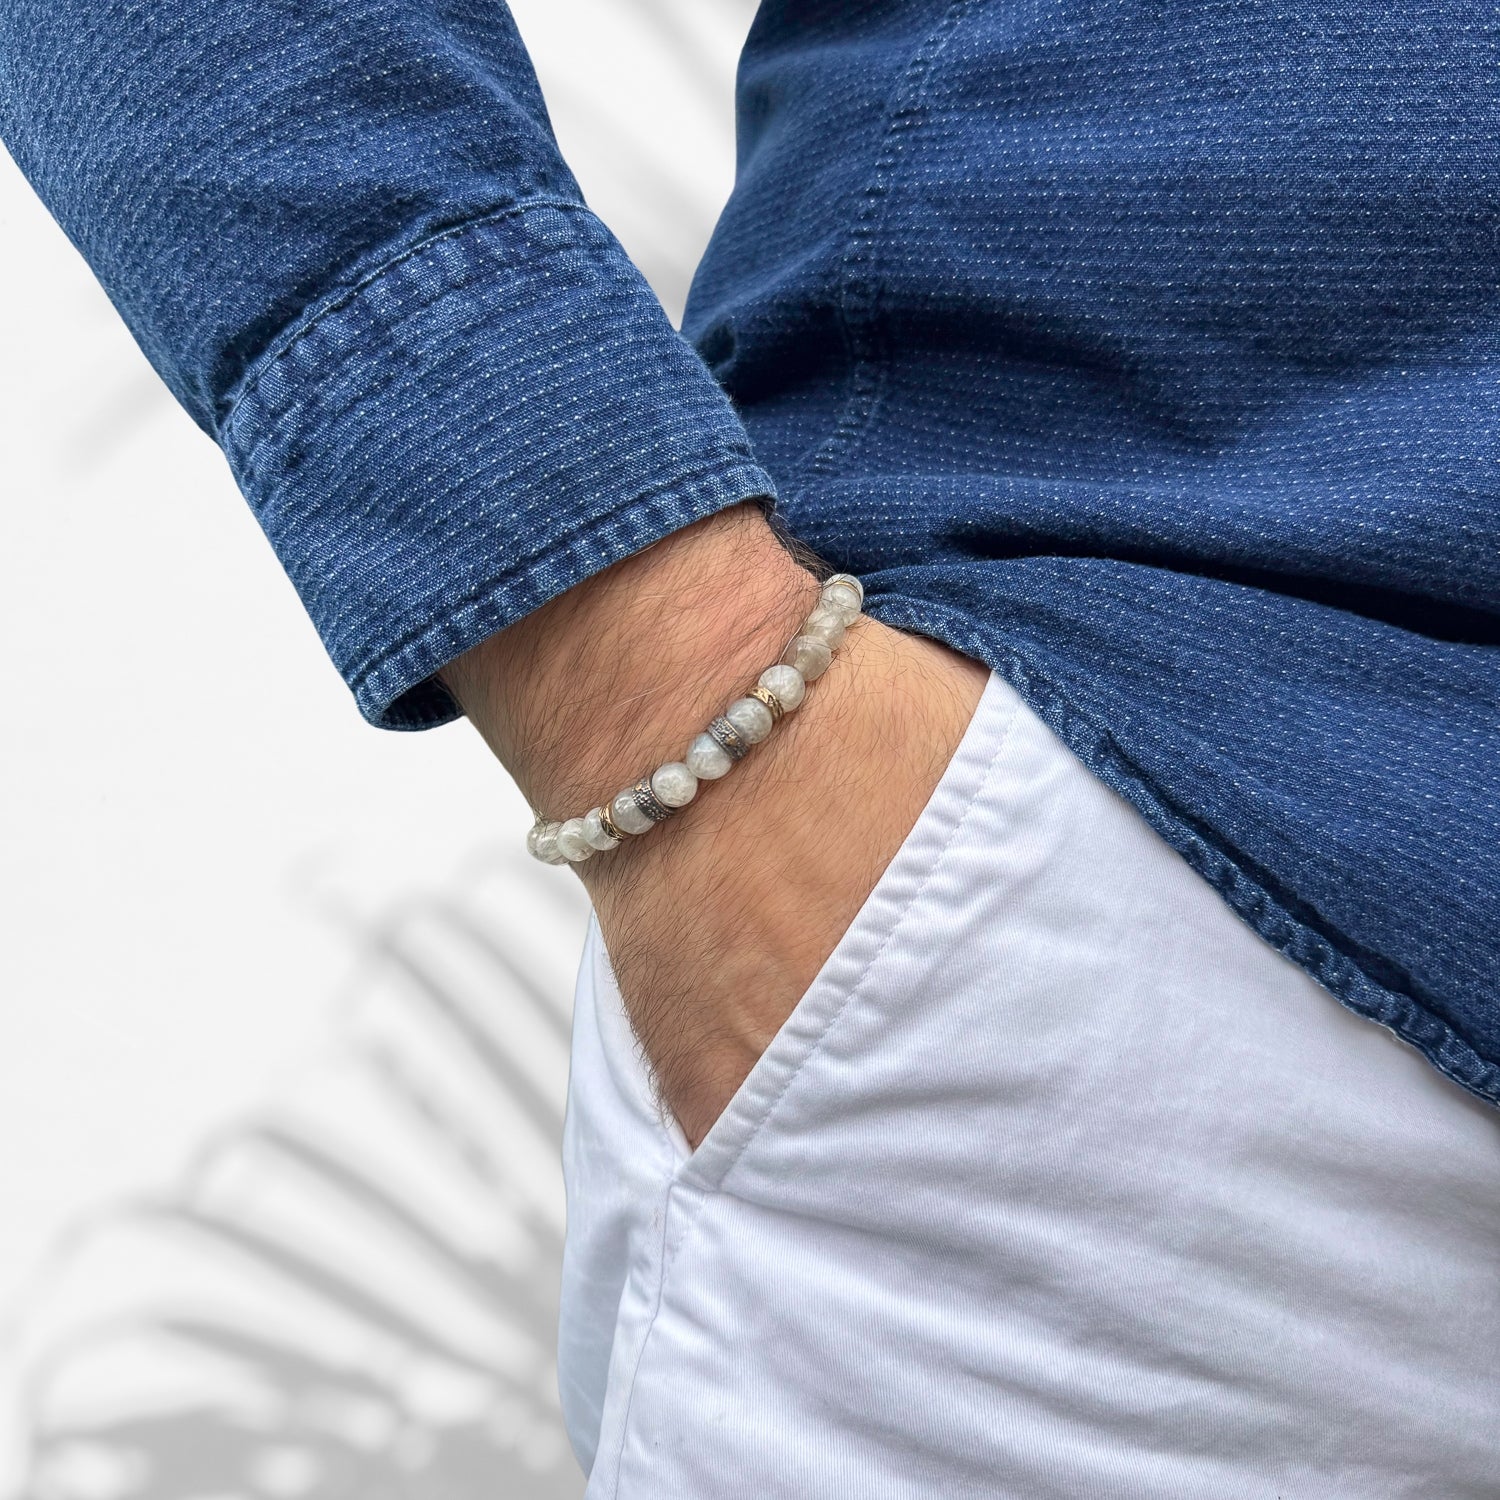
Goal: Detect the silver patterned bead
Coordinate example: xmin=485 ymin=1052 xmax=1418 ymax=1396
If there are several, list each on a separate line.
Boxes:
xmin=631 ymin=776 xmax=675 ymax=824
xmin=707 ymin=715 xmax=752 ymax=761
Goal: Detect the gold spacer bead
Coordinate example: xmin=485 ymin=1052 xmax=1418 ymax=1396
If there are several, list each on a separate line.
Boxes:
xmin=748 ymin=683 xmax=785 ymax=723
xmin=597 ymin=801 xmax=628 ymax=843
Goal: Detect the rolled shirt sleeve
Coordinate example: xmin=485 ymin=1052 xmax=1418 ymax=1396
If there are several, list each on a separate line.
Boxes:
xmin=0 ymin=0 xmax=774 ymax=726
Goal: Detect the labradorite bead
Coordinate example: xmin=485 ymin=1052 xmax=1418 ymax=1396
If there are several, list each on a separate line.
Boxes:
xmin=583 ymin=807 xmax=618 ymax=850
xmin=687 ymin=732 xmax=734 ymax=780
xmin=822 ymin=574 xmax=864 ymax=622
xmin=782 ymin=634 xmax=833 ymax=681
xmin=527 ymin=820 xmax=567 ymax=865
xmin=758 ymin=663 xmax=806 ymax=711
xmin=611 ymin=788 xmax=655 ymax=835
xmin=556 ymin=818 xmax=595 ymax=863
xmin=726 ymin=696 xmax=774 ymax=743
xmin=651 ymin=761 xmax=699 ymax=808
xmin=802 ymin=604 xmax=848 ymax=647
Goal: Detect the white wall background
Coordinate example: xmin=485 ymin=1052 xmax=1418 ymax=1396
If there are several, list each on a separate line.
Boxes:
xmin=0 ymin=2 xmax=757 ymax=1486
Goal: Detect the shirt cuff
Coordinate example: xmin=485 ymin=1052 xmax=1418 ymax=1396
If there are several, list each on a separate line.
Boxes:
xmin=219 ymin=201 xmax=776 ymax=729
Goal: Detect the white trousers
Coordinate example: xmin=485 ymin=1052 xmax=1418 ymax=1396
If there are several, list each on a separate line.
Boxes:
xmin=560 ymin=672 xmax=1500 ymax=1497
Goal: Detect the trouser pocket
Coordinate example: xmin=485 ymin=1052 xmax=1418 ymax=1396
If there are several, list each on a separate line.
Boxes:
xmin=562 ymin=670 xmax=1020 ymax=1471
xmin=665 ymin=669 xmax=1018 ymax=1188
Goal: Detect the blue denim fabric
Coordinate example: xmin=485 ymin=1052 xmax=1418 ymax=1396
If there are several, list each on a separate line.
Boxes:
xmin=1 ymin=2 xmax=1496 ymax=1103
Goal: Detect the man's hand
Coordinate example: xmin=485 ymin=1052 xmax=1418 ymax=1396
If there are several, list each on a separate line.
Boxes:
xmin=444 ymin=505 xmax=988 ymax=1146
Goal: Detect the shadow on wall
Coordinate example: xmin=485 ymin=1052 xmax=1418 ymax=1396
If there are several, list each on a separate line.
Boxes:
xmin=5 ymin=858 xmax=590 ymax=1499
xmin=0 ymin=2 xmax=758 ymax=1492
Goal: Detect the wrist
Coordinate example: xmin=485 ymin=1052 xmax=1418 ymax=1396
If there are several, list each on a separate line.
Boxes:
xmin=440 ymin=504 xmax=989 ymax=1147
xmin=441 ymin=504 xmax=818 ymax=815
xmin=588 ymin=615 xmax=988 ymax=1140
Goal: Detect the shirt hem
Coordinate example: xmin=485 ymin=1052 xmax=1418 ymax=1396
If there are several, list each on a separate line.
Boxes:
xmin=865 ymin=592 xmax=1500 ymax=1112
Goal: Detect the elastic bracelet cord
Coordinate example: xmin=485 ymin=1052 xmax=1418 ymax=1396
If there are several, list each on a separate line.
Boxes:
xmin=525 ymin=574 xmax=864 ymax=866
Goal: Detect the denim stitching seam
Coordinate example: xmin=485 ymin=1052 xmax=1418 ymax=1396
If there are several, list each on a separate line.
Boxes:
xmin=800 ymin=0 xmax=981 ymax=487
xmin=219 ymin=197 xmax=590 ymax=440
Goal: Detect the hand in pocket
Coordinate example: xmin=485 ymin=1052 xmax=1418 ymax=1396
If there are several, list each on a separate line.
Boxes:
xmin=585 ymin=618 xmax=988 ymax=1147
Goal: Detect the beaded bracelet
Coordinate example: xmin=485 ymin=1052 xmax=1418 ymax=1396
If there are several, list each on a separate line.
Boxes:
xmin=526 ymin=573 xmax=864 ymax=865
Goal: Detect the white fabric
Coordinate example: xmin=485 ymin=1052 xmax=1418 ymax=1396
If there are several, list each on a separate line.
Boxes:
xmin=559 ymin=672 xmax=1500 ymax=1497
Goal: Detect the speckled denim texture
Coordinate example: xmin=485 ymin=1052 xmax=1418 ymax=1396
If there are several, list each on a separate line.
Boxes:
xmin=1 ymin=2 xmax=1496 ymax=1103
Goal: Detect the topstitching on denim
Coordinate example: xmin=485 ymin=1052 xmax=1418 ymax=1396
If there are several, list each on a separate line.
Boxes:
xmin=800 ymin=0 xmax=981 ymax=486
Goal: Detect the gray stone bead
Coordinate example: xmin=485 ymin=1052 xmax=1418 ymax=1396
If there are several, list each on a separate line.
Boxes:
xmin=527 ymin=820 xmax=567 ymax=865
xmin=610 ymin=788 xmax=655 ymax=836
xmin=822 ymin=573 xmax=864 ymax=618
xmin=687 ymin=732 xmax=734 ymax=780
xmin=651 ymin=761 xmax=699 ymax=808
xmin=556 ymin=818 xmax=595 ymax=863
xmin=782 ymin=634 xmax=833 ymax=681
xmin=726 ymin=695 xmax=774 ymax=743
xmin=582 ymin=807 xmax=619 ymax=850
xmin=758 ymin=663 xmax=806 ymax=712
xmin=756 ymin=666 xmax=804 ymax=711
xmin=802 ymin=604 xmax=848 ymax=647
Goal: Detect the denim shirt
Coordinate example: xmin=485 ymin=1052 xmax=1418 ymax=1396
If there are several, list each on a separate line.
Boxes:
xmin=2 ymin=2 xmax=1496 ymax=1106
